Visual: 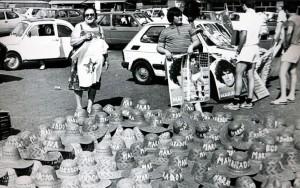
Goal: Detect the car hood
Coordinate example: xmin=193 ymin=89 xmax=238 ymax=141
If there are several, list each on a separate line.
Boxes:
xmin=0 ymin=35 xmax=22 ymax=45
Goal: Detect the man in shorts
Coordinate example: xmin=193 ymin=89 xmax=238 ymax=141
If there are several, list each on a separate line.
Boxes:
xmin=224 ymin=0 xmax=262 ymax=110
xmin=271 ymin=10 xmax=300 ymax=105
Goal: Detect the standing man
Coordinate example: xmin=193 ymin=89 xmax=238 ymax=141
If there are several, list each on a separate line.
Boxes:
xmin=271 ymin=9 xmax=300 ymax=104
xmin=224 ymin=0 xmax=262 ymax=110
xmin=157 ymin=7 xmax=201 ymax=111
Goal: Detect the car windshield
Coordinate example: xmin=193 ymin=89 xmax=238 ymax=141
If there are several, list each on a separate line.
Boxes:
xmin=134 ymin=12 xmax=152 ymax=25
xmin=18 ymin=7 xmax=29 ymax=14
xmin=11 ymin=22 xmax=29 ymax=37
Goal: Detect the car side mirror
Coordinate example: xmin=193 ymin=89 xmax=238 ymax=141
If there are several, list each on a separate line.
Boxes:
xmin=27 ymin=31 xmax=32 ymax=37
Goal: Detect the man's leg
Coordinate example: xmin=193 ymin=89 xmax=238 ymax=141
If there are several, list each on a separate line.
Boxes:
xmin=224 ymin=62 xmax=248 ymax=110
xmin=287 ymin=63 xmax=297 ymax=101
xmin=87 ymin=88 xmax=96 ymax=114
xmin=272 ymin=61 xmax=290 ymax=103
xmin=241 ymin=63 xmax=255 ymax=109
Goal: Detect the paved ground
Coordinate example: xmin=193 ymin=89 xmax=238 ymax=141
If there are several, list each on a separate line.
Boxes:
xmin=0 ymin=50 xmax=299 ymax=133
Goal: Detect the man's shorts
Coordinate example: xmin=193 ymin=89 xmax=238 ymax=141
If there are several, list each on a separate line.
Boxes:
xmin=281 ymin=44 xmax=300 ymax=64
xmin=237 ymin=45 xmax=260 ymax=64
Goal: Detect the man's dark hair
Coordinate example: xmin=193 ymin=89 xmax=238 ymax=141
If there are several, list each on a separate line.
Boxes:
xmin=167 ymin=7 xmax=182 ymax=23
xmin=240 ymin=0 xmax=254 ymax=9
xmin=183 ymin=0 xmax=201 ymax=22
xmin=215 ymin=60 xmax=235 ymax=84
xmin=83 ymin=7 xmax=97 ymax=20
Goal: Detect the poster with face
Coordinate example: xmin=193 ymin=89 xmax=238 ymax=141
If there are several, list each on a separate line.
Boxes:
xmin=210 ymin=58 xmax=247 ymax=99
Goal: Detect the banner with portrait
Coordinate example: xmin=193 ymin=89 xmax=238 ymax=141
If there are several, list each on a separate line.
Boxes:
xmin=166 ymin=53 xmax=210 ymax=106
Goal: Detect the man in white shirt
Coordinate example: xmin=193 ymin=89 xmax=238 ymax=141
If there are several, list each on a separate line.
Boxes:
xmin=224 ymin=0 xmax=262 ymax=110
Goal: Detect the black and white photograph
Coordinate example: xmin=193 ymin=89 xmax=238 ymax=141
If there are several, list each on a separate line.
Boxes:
xmin=0 ymin=0 xmax=300 ymax=187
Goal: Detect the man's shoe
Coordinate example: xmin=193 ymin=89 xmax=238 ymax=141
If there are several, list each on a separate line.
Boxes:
xmin=240 ymin=102 xmax=253 ymax=109
xmin=223 ymin=103 xmax=240 ymax=110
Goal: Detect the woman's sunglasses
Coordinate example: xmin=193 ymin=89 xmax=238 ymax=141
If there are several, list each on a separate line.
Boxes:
xmin=85 ymin=13 xmax=95 ymax=17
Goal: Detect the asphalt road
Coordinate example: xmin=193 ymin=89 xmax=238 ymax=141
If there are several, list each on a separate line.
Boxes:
xmin=0 ymin=50 xmax=299 ymax=133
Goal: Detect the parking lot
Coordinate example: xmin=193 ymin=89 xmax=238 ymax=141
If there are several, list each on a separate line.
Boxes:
xmin=0 ymin=49 xmax=299 ymax=133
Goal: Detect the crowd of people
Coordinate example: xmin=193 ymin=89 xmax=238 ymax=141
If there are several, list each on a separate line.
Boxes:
xmin=67 ymin=0 xmax=300 ymax=116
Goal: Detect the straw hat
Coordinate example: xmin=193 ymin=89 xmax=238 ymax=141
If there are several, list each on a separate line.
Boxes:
xmin=208 ymin=149 xmax=231 ymax=170
xmin=139 ymin=116 xmax=169 ymax=134
xmin=144 ymin=133 xmax=159 ymax=153
xmin=194 ymin=121 xmax=210 ymax=140
xmin=180 ymin=102 xmax=195 ymax=115
xmin=19 ymin=131 xmax=38 ymax=148
xmin=118 ymin=97 xmax=134 ymax=118
xmin=103 ymin=104 xmax=115 ymax=115
xmin=133 ymin=127 xmax=144 ymax=143
xmin=122 ymin=128 xmax=137 ymax=149
xmin=135 ymin=99 xmax=151 ymax=112
xmin=4 ymin=135 xmax=27 ymax=158
xmin=199 ymin=171 xmax=232 ymax=188
xmin=168 ymin=154 xmax=188 ymax=169
xmin=56 ymin=159 xmax=79 ymax=179
xmin=82 ymin=117 xmax=107 ymax=141
xmin=123 ymin=109 xmax=149 ymax=128
xmin=281 ymin=144 xmax=300 ymax=172
xmin=39 ymin=124 xmax=52 ymax=140
xmin=76 ymin=151 xmax=97 ymax=170
xmin=171 ymin=117 xmax=195 ymax=135
xmin=129 ymin=167 xmax=150 ymax=185
xmin=130 ymin=142 xmax=148 ymax=159
xmin=257 ymin=135 xmax=278 ymax=156
xmin=213 ymin=111 xmax=230 ymax=123
xmin=162 ymin=108 xmax=182 ymax=125
xmin=43 ymin=134 xmax=72 ymax=152
xmin=170 ymin=136 xmax=189 ymax=156
xmin=116 ymin=178 xmax=136 ymax=188
xmin=248 ymin=142 xmax=266 ymax=166
xmin=263 ymin=113 xmax=285 ymax=136
xmin=107 ymin=111 xmax=123 ymax=130
xmin=276 ymin=130 xmax=294 ymax=152
xmin=0 ymin=145 xmax=34 ymax=169
xmin=158 ymin=132 xmax=172 ymax=146
xmin=115 ymin=148 xmax=136 ymax=170
xmin=15 ymin=176 xmax=36 ymax=188
xmin=50 ymin=117 xmax=67 ymax=136
xmin=253 ymin=153 xmax=295 ymax=182
xmin=235 ymin=176 xmax=256 ymax=188
xmin=34 ymin=165 xmax=62 ymax=188
xmin=65 ymin=115 xmax=77 ymax=124
xmin=96 ymin=157 xmax=125 ymax=180
xmin=218 ymin=151 xmax=260 ymax=178
xmin=61 ymin=122 xmax=94 ymax=147
xmin=89 ymin=104 xmax=102 ymax=117
xmin=135 ymin=157 xmax=164 ymax=180
xmin=79 ymin=169 xmax=111 ymax=188
xmin=144 ymin=109 xmax=163 ymax=122
xmin=74 ymin=109 xmax=89 ymax=119
xmin=111 ymin=137 xmax=126 ymax=155
xmin=61 ymin=178 xmax=81 ymax=188
xmin=220 ymin=120 xmax=253 ymax=150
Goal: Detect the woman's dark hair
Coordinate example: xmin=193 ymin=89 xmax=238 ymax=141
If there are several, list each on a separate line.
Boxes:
xmin=167 ymin=7 xmax=182 ymax=23
xmin=169 ymin=58 xmax=182 ymax=85
xmin=83 ymin=7 xmax=97 ymax=20
xmin=215 ymin=60 xmax=235 ymax=84
xmin=183 ymin=0 xmax=201 ymax=22
xmin=240 ymin=0 xmax=254 ymax=9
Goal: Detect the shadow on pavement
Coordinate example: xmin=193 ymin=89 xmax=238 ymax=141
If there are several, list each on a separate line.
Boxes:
xmin=21 ymin=60 xmax=70 ymax=70
xmin=95 ymin=97 xmax=123 ymax=107
xmin=0 ymin=74 xmax=23 ymax=84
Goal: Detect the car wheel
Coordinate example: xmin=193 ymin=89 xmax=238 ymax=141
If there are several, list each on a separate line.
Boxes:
xmin=4 ymin=52 xmax=22 ymax=70
xmin=132 ymin=62 xmax=154 ymax=85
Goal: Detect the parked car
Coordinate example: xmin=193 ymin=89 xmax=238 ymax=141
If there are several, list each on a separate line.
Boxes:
xmin=97 ymin=11 xmax=152 ymax=45
xmin=19 ymin=7 xmax=46 ymax=18
xmin=0 ymin=41 xmax=7 ymax=67
xmin=0 ymin=9 xmax=25 ymax=36
xmin=0 ymin=18 xmax=74 ymax=70
xmin=122 ymin=21 xmax=235 ymax=84
xmin=35 ymin=8 xmax=83 ymax=26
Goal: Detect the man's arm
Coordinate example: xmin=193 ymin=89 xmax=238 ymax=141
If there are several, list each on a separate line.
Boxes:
xmin=188 ymin=35 xmax=201 ymax=54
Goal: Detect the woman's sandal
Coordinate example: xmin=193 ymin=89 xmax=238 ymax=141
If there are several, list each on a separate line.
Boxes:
xmin=270 ymin=99 xmax=288 ymax=105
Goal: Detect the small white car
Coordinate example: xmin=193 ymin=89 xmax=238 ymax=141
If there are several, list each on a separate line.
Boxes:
xmin=0 ymin=9 xmax=25 ymax=36
xmin=122 ymin=21 xmax=235 ymax=84
xmin=0 ymin=18 xmax=74 ymax=70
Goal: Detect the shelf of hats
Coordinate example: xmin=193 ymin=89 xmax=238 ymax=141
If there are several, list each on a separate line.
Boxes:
xmin=0 ymin=97 xmax=300 ymax=188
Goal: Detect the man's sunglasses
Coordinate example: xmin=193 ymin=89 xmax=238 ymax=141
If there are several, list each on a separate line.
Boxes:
xmin=85 ymin=13 xmax=95 ymax=17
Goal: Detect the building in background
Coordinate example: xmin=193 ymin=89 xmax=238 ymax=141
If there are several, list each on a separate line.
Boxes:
xmin=0 ymin=0 xmax=49 ymax=8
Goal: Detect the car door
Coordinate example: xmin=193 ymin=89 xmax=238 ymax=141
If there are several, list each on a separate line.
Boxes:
xmin=57 ymin=23 xmax=73 ymax=58
xmin=21 ymin=23 xmax=60 ymax=60
xmin=111 ymin=13 xmax=139 ymax=44
xmin=0 ymin=11 xmax=9 ymax=35
xmin=98 ymin=13 xmax=111 ymax=44
xmin=5 ymin=11 xmax=21 ymax=33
